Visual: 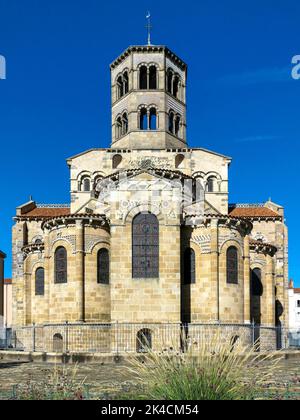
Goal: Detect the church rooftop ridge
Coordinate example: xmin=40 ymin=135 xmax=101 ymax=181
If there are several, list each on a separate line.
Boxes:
xmin=0 ymin=250 xmax=6 ymax=258
xmin=229 ymin=203 xmax=265 ymax=208
xmin=228 ymin=205 xmax=281 ymax=219
xmin=36 ymin=204 xmax=70 ymax=208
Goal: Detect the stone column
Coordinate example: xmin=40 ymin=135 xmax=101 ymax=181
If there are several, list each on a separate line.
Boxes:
xmin=44 ymin=230 xmax=50 ymax=324
xmin=24 ymin=268 xmax=31 ymax=325
xmin=12 ymin=223 xmax=26 ymax=327
xmin=266 ymin=254 xmax=275 ymax=326
xmin=147 ymin=68 xmax=150 ymax=90
xmin=75 ymin=220 xmax=85 ymax=322
xmin=147 ymin=109 xmax=150 ymax=130
xmin=210 ymin=219 xmax=219 ymax=321
xmin=0 ymin=256 xmax=4 ymax=320
xmin=243 ymin=235 xmax=251 ymax=324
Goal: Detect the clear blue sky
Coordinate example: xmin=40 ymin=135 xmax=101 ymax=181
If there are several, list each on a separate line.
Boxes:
xmin=0 ymin=0 xmax=299 ymax=283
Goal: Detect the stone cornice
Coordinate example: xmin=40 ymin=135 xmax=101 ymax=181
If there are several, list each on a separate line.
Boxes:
xmin=250 ymin=240 xmax=277 ymax=257
xmin=110 ymin=45 xmax=187 ymax=71
xmin=184 ymin=214 xmax=253 ymax=236
xmin=22 ymin=243 xmax=45 ymax=256
xmin=104 ymin=167 xmax=192 ymax=180
xmin=94 ymin=168 xmax=193 ymax=198
xmin=15 ymin=214 xmax=69 ymax=222
xmin=41 ymin=214 xmax=110 ymax=231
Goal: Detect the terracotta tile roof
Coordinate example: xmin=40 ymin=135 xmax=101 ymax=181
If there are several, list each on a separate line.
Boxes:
xmin=229 ymin=206 xmax=280 ymax=218
xmin=4 ymin=278 xmax=12 ymax=285
xmin=22 ymin=207 xmax=70 ymax=218
xmin=294 ymin=289 xmax=300 ymax=294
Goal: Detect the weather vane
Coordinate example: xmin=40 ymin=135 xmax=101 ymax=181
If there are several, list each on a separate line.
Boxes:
xmin=146 ymin=12 xmax=152 ymax=46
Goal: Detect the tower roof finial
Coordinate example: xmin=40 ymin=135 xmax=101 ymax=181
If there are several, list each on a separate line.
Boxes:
xmin=146 ymin=12 xmax=152 ymax=46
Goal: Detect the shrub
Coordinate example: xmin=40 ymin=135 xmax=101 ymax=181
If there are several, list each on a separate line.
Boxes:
xmin=125 ymin=333 xmax=282 ymax=401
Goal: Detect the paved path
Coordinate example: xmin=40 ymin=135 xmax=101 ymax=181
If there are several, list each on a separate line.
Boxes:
xmin=0 ymin=361 xmax=134 ymax=398
xmin=0 ymin=358 xmax=299 ymax=399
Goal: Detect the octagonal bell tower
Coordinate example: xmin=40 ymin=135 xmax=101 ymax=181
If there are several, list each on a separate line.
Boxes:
xmin=110 ymin=45 xmax=187 ymax=149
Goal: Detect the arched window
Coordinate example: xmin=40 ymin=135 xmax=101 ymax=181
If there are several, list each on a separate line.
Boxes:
xmin=167 ymin=69 xmax=173 ymax=94
xmin=184 ymin=248 xmax=196 ymax=285
xmin=132 ymin=213 xmax=159 ymax=279
xmin=192 ymin=178 xmax=204 ymax=203
xmin=175 ymin=115 xmax=181 ymax=137
xmin=123 ymin=71 xmax=129 ymax=95
xmin=139 ymin=66 xmax=148 ymax=90
xmin=55 ymin=247 xmax=67 ymax=284
xmin=137 ymin=329 xmax=152 ymax=353
xmin=207 ymin=177 xmax=216 ymax=193
xmin=175 ymin=154 xmax=185 ymax=169
xmin=116 ymin=72 xmax=129 ymax=99
xmin=112 ymin=154 xmax=122 ymax=169
xmin=53 ymin=334 xmax=64 ymax=353
xmin=149 ymin=66 xmax=157 ymax=89
xmin=140 ymin=108 xmax=148 ymax=130
xmin=35 ymin=267 xmax=45 ymax=296
xmin=173 ymin=75 xmax=180 ymax=98
xmin=169 ymin=112 xmax=175 ymax=134
xmin=93 ymin=175 xmax=103 ymax=190
xmin=149 ymin=108 xmax=157 ymax=130
xmin=116 ymin=116 xmax=122 ymax=139
xmin=122 ymin=112 xmax=128 ymax=135
xmin=97 ymin=249 xmax=110 ymax=285
xmin=83 ymin=177 xmax=91 ymax=192
xmin=139 ymin=107 xmax=159 ymax=131
xmin=226 ymin=247 xmax=238 ymax=284
xmin=117 ymin=75 xmax=124 ymax=99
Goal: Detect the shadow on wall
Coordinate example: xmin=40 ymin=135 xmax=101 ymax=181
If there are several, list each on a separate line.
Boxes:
xmin=250 ymin=268 xmax=263 ymax=325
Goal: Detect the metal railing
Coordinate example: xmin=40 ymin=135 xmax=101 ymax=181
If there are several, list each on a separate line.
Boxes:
xmin=0 ymin=328 xmax=13 ymax=350
xmin=288 ymin=329 xmax=300 ymax=348
xmin=0 ymin=323 xmax=293 ymax=354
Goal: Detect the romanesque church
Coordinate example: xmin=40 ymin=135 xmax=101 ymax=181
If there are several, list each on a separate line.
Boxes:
xmin=12 ymin=44 xmax=288 ymax=351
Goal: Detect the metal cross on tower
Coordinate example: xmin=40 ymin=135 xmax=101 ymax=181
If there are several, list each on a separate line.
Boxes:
xmin=146 ymin=12 xmax=152 ymax=46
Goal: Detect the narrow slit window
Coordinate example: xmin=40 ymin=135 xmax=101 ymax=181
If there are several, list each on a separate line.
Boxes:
xmin=149 ymin=66 xmax=157 ymax=89
xmin=149 ymin=108 xmax=157 ymax=130
xmin=97 ymin=249 xmax=110 ymax=285
xmin=169 ymin=112 xmax=175 ymax=134
xmin=35 ymin=267 xmax=45 ymax=296
xmin=55 ymin=247 xmax=67 ymax=284
xmin=139 ymin=66 xmax=148 ymax=90
xmin=226 ymin=247 xmax=238 ymax=285
xmin=140 ymin=108 xmax=148 ymax=130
